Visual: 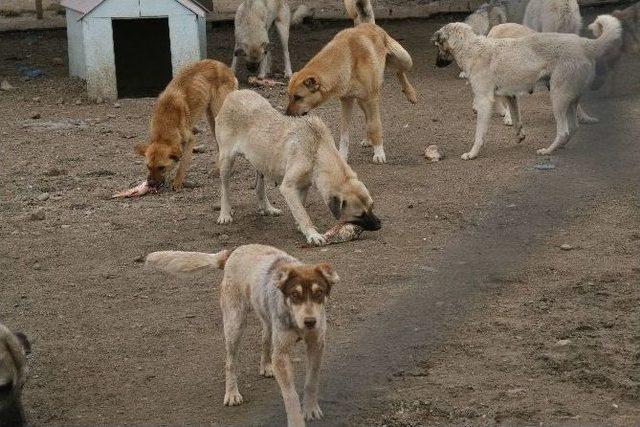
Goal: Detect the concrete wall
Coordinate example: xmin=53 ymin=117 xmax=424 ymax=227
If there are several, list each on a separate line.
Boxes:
xmin=1 ymin=0 xmax=61 ymax=12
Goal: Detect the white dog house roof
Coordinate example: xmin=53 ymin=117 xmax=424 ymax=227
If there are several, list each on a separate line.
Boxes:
xmin=61 ymin=0 xmax=213 ymax=18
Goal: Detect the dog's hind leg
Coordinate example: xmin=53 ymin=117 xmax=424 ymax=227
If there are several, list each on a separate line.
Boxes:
xmin=462 ymin=95 xmax=493 ymax=160
xmin=576 ymin=103 xmax=599 ymax=124
xmin=217 ymin=152 xmax=236 ymax=224
xmin=504 ymin=96 xmax=525 ymax=143
xmin=275 ymin=5 xmax=293 ymax=78
xmin=537 ymin=95 xmax=571 ymax=155
xmin=561 ymin=101 xmax=579 ymax=149
xmin=359 ymin=96 xmax=386 ymax=164
xmin=172 ymin=134 xmax=196 ymax=190
xmin=221 ymin=283 xmax=248 ymax=406
xmin=256 ymin=173 xmax=282 ymax=216
xmin=496 ymin=96 xmax=513 ymax=126
xmin=302 ymin=336 xmax=324 ymax=421
xmin=273 ymin=342 xmax=305 ymax=427
xmin=339 ymin=97 xmax=354 ymax=160
xmin=206 ymin=110 xmax=220 ymax=176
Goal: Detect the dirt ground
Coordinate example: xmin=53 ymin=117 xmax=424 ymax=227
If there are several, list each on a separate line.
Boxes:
xmin=1 ymin=6 xmax=639 ymax=426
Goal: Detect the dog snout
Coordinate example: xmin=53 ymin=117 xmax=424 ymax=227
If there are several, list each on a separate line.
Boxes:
xmin=350 ymin=212 xmax=382 ymax=231
xmin=303 ymin=317 xmax=317 ymax=329
xmin=147 ymin=177 xmax=161 ymax=189
xmin=246 ymin=62 xmax=259 ymax=73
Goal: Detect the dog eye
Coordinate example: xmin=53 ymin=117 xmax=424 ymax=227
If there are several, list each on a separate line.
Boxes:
xmin=0 ymin=381 xmax=13 ymax=395
xmin=313 ymin=290 xmax=323 ymax=298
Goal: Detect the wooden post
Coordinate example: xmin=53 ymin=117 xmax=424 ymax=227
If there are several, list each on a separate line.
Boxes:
xmin=35 ymin=0 xmax=43 ymax=19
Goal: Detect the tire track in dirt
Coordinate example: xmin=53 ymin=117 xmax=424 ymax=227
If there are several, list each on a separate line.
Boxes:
xmin=219 ymin=84 xmax=639 ymax=425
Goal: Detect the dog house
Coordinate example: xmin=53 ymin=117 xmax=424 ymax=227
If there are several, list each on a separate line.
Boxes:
xmin=61 ymin=0 xmax=213 ymax=101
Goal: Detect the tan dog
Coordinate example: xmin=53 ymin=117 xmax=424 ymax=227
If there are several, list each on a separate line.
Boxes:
xmin=145 ymin=244 xmax=338 ymax=427
xmin=286 ymin=23 xmax=417 ymax=164
xmin=135 ymin=60 xmax=238 ymax=190
xmin=0 ymin=324 xmax=30 ymax=427
xmin=216 ymin=90 xmax=381 ymax=245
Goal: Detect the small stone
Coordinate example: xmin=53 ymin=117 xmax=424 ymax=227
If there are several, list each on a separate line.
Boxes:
xmin=213 ymin=203 xmax=221 ymax=211
xmin=74 ymin=99 xmax=82 ymax=106
xmin=52 ymin=57 xmax=64 ymax=65
xmin=31 ymin=112 xmax=41 ymax=120
xmin=424 ymin=145 xmax=444 ymax=162
xmin=560 ymin=244 xmax=574 ymax=251
xmin=33 ymin=263 xmax=41 ymax=270
xmin=113 ymin=102 xmax=121 ymax=108
xmin=32 ymin=96 xmax=40 ymax=102
xmin=44 ymin=167 xmax=65 ymax=176
xmin=219 ymin=233 xmax=230 ymax=243
xmin=555 ymin=339 xmax=572 ymax=346
xmin=55 ymin=98 xmax=64 ymax=105
xmin=37 ymin=192 xmax=50 ymax=201
xmin=0 ymin=80 xmax=16 ymax=91
xmin=29 ymin=208 xmax=45 ymax=221
xmin=192 ymin=145 xmax=206 ymax=154
xmin=95 ymin=97 xmax=104 ymax=104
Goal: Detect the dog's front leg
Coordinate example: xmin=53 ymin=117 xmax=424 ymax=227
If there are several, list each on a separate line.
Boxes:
xmin=258 ymin=50 xmax=272 ymax=79
xmin=302 ymin=335 xmax=324 ymax=421
xmin=339 ymin=97 xmax=354 ymax=161
xmin=172 ymin=135 xmax=196 ymax=190
xmin=275 ymin=7 xmax=293 ymax=78
xmin=256 ymin=173 xmax=282 ymax=216
xmin=462 ymin=95 xmax=493 ymax=160
xmin=273 ymin=345 xmax=305 ymax=427
xmin=280 ymin=178 xmax=325 ymax=246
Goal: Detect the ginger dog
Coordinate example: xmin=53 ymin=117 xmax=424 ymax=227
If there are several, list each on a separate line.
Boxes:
xmin=286 ymin=23 xmax=417 ymax=164
xmin=135 ymin=60 xmax=238 ymax=190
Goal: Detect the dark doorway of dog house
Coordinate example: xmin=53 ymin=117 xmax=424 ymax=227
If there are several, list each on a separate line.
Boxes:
xmin=112 ymin=18 xmax=172 ymax=98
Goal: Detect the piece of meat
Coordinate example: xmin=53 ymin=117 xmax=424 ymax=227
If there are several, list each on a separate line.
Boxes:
xmin=323 ymin=223 xmax=364 ymax=244
xmin=248 ymin=76 xmax=285 ymax=87
xmin=112 ymin=181 xmax=156 ymax=199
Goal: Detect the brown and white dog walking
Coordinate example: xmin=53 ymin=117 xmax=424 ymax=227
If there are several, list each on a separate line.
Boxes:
xmin=286 ymin=23 xmax=417 ymax=164
xmin=135 ymin=60 xmax=238 ymax=190
xmin=145 ymin=244 xmax=338 ymax=427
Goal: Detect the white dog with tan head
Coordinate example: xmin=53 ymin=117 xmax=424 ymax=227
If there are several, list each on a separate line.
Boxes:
xmin=145 ymin=244 xmax=338 ymax=427
xmin=432 ymin=15 xmax=621 ymax=159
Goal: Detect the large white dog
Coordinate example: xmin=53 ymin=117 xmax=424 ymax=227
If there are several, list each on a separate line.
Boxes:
xmin=432 ymin=15 xmax=621 ymax=159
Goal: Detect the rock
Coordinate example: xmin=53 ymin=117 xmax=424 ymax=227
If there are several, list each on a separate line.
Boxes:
xmin=560 ymin=244 xmax=574 ymax=251
xmin=213 ymin=203 xmax=221 ymax=211
xmin=74 ymin=99 xmax=82 ymax=106
xmin=535 ymin=163 xmax=556 ymax=171
xmin=55 ymin=98 xmax=64 ymax=105
xmin=29 ymin=208 xmax=45 ymax=221
xmin=31 ymin=112 xmax=41 ymax=120
xmin=219 ymin=233 xmax=230 ymax=243
xmin=424 ymin=144 xmax=444 ymax=162
xmin=32 ymin=97 xmax=41 ymax=102
xmin=555 ymin=339 xmax=572 ymax=347
xmin=51 ymin=57 xmax=64 ymax=66
xmin=43 ymin=167 xmax=66 ymax=176
xmin=37 ymin=192 xmax=50 ymax=201
xmin=0 ymin=80 xmax=16 ymax=91
xmin=113 ymin=102 xmax=121 ymax=108
xmin=192 ymin=145 xmax=206 ymax=154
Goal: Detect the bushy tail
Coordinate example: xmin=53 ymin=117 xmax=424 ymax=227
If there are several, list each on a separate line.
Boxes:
xmin=145 ymin=249 xmax=230 ymax=276
xmin=291 ymin=5 xmax=314 ymax=26
xmin=385 ymin=35 xmax=417 ymax=104
xmin=585 ymin=15 xmax=622 ymax=59
xmin=344 ymin=0 xmax=375 ymax=25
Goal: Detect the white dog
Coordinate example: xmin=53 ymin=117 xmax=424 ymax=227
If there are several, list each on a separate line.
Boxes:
xmin=145 ymin=245 xmax=339 ymax=427
xmin=432 ymin=15 xmax=621 ymax=159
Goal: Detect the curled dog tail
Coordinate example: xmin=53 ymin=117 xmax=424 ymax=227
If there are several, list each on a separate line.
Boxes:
xmin=585 ymin=15 xmax=622 ymax=59
xmin=291 ymin=4 xmax=314 ymax=26
xmin=344 ymin=0 xmax=375 ymax=25
xmin=145 ymin=249 xmax=230 ymax=276
xmin=385 ymin=34 xmax=418 ymax=104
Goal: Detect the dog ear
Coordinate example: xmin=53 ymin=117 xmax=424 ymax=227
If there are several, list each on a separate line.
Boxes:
xmin=431 ymin=30 xmax=443 ymax=45
xmin=316 ymin=263 xmax=339 ymax=289
xmin=13 ymin=332 xmax=31 ymax=355
xmin=233 ymin=47 xmax=244 ymax=57
xmin=328 ymin=196 xmax=344 ymax=220
xmin=135 ymin=143 xmax=148 ymax=157
xmin=303 ymin=76 xmax=321 ymax=92
xmin=274 ymin=265 xmax=296 ymax=290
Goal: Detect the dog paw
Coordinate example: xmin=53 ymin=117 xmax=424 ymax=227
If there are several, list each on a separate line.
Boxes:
xmin=536 ymin=148 xmax=552 ymax=155
xmin=458 ymin=71 xmax=467 ymax=79
xmin=461 ymin=152 xmax=477 ymax=160
xmin=516 ymin=131 xmax=526 ymax=143
xmin=258 ymin=207 xmax=282 ymax=217
xmin=260 ymin=364 xmax=274 ymax=378
xmin=303 ymin=403 xmax=324 ymax=420
xmin=372 ymin=146 xmax=386 ymax=164
xmin=360 ymin=138 xmax=372 ymax=147
xmin=171 ymin=180 xmax=184 ymax=191
xmin=223 ymin=390 xmax=243 ymax=406
xmin=305 ymin=231 xmax=327 ymax=246
xmin=217 ymin=213 xmax=234 ymax=224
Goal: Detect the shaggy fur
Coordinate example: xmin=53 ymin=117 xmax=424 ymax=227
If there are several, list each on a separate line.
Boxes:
xmin=0 ymin=324 xmax=30 ymax=427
